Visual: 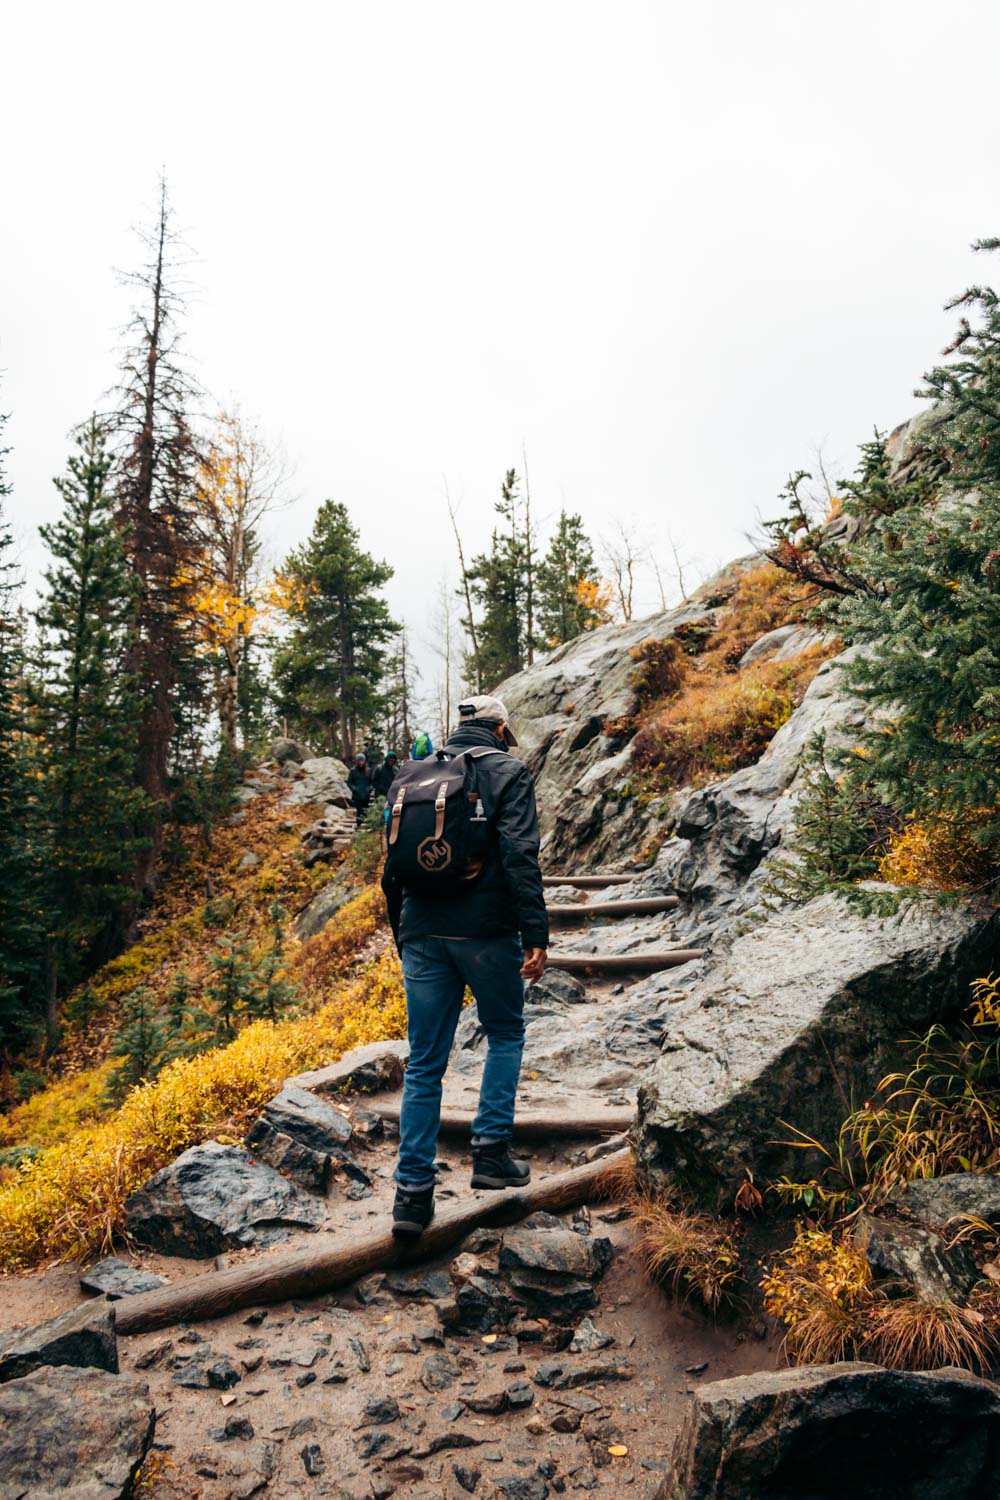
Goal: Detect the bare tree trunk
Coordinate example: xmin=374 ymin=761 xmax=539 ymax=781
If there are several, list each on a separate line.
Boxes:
xmin=446 ymin=482 xmax=481 ymax=690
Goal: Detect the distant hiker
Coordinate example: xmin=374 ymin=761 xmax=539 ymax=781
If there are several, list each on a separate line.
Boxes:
xmin=372 ymin=750 xmax=399 ymax=800
xmin=381 ymin=695 xmax=548 ymax=1238
xmin=347 ymin=753 xmax=373 ymax=824
xmin=411 ymin=730 xmax=434 ymax=760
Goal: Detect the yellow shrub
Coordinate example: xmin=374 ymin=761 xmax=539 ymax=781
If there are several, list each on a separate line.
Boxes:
xmin=290 ymin=884 xmax=387 ymax=997
xmin=0 ymin=948 xmax=405 ymax=1269
xmin=762 ymin=1226 xmax=873 ymax=1363
xmin=877 ymin=813 xmax=999 ymax=892
xmin=0 ymin=1063 xmax=114 ymax=1150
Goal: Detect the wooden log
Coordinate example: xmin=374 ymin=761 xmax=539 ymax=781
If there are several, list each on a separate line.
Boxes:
xmin=547 ymin=949 xmax=705 ymax=974
xmin=115 ymin=1148 xmax=632 ymax=1336
xmin=373 ymin=1104 xmax=634 ymax=1137
xmin=542 ymin=874 xmax=634 ymax=889
xmin=546 ymin=897 xmax=679 ymax=920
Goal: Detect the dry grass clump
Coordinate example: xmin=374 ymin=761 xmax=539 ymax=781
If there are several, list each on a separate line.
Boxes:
xmin=624 ymin=562 xmax=837 ymax=794
xmin=631 ymin=658 xmax=816 ymax=788
xmin=632 ymin=1192 xmax=742 ymax=1312
xmin=866 ymin=1294 xmax=995 ymax=1374
xmin=763 ymin=1223 xmax=1000 ymax=1373
xmin=0 ymin=947 xmax=405 ymax=1269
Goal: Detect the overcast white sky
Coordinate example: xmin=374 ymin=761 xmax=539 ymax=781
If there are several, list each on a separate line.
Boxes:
xmin=3 ymin=0 xmax=999 ymax=695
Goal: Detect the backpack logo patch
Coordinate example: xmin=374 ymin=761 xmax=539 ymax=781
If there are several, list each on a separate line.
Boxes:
xmin=417 ymin=836 xmax=452 ymax=873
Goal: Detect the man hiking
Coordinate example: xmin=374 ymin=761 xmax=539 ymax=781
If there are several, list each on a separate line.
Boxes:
xmin=347 ymin=752 xmax=373 ymax=824
xmin=381 ymin=695 xmax=548 ymax=1238
xmin=371 ymin=749 xmax=399 ymax=800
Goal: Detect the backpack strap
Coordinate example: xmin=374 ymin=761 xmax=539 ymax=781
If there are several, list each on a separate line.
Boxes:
xmin=433 ymin=780 xmax=449 ymax=839
xmin=388 ymin=785 xmax=406 ymax=845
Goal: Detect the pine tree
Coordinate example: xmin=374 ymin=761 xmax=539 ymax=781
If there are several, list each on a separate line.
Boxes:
xmin=0 ymin=405 xmax=45 ymax=1053
xmin=536 ymin=510 xmax=605 ymax=646
xmin=465 ymin=469 xmax=530 ymax=685
xmin=33 ymin=418 xmax=148 ymax=1037
xmin=760 ymin=734 xmax=888 ymax=906
xmin=274 ymin=500 xmax=398 ymax=757
xmin=111 ymin=177 xmax=207 ymax=897
xmin=242 ymin=904 xmax=298 ymax=1024
xmin=204 ymin=932 xmax=260 ymax=1042
xmin=762 ymin=432 xmax=933 ymax=600
xmin=105 ymin=986 xmax=170 ymax=1101
xmin=830 ymin=243 xmax=1000 ymax=864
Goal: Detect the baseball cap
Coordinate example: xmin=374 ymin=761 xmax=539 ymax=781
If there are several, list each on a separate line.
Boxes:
xmin=457 ymin=695 xmax=518 ymax=746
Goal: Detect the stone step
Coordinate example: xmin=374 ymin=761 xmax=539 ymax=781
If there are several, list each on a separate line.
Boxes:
xmin=546 ymin=896 xmax=679 ymax=920
xmin=547 ymin=949 xmax=706 ymax=975
xmin=542 ymin=874 xmax=634 ymax=889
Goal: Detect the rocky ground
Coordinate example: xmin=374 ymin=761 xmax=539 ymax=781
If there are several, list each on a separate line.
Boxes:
xmin=0 ymin=1118 xmax=775 ymax=1499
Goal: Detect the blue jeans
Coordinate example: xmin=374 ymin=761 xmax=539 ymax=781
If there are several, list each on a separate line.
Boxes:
xmin=396 ymin=934 xmax=526 ymax=1187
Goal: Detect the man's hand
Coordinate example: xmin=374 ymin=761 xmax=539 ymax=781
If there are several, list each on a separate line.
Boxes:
xmin=521 ymin=947 xmax=547 ymax=983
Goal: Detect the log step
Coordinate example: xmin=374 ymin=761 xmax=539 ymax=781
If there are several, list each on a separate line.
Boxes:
xmin=115 ymin=1148 xmax=632 ymax=1335
xmin=546 ymin=897 xmax=679 ymax=920
xmin=547 ymin=949 xmax=705 ymax=975
xmin=372 ymin=1104 xmax=634 ymax=1138
xmin=542 ymin=874 xmax=634 ymax=889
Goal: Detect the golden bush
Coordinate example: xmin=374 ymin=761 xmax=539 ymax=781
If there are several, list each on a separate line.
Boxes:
xmin=0 ymin=947 xmax=405 ymax=1270
xmin=877 ymin=812 xmax=999 ymax=892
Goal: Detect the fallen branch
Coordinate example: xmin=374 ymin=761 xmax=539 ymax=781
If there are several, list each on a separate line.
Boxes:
xmin=115 ymin=1148 xmax=632 ymax=1336
xmin=542 ymin=875 xmax=634 ymax=889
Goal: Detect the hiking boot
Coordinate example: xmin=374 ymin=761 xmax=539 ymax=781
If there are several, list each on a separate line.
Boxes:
xmin=392 ymin=1182 xmax=435 ymax=1238
xmin=470 ymin=1141 xmax=531 ymax=1191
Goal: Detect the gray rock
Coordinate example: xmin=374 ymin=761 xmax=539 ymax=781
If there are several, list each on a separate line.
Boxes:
xmin=660 ymin=1362 xmax=1000 ymax=1500
xmin=500 ymin=1230 xmax=613 ymax=1281
xmin=420 ymin=1351 xmax=461 ymax=1391
xmin=886 ymin=1171 xmax=1000 ymax=1230
xmin=238 ymin=850 xmax=260 ymax=868
xmin=270 ymin=737 xmax=310 ymax=764
xmin=79 ymin=1257 xmax=167 ymax=1301
xmin=494 ymin=562 xmax=748 ymax=862
xmin=284 ymin=756 xmax=352 ymax=808
xmin=737 ymin=623 xmax=826 ymax=670
xmin=0 ymin=1365 xmax=155 ymax=1499
xmin=256 ymin=1084 xmax=353 ymax=1152
xmin=294 ymin=877 xmax=354 ymax=939
xmin=290 ymin=1039 xmax=410 ymax=1097
xmin=0 ymin=1299 xmax=117 ymax=1384
xmin=636 ymin=893 xmax=994 ymax=1207
xmin=854 ymin=1212 xmax=979 ymax=1301
xmin=124 ymin=1140 xmax=326 ymax=1257
xmin=244 ymin=1123 xmax=330 ymax=1192
xmin=658 ymin=650 xmax=868 ymax=919
xmin=568 ymin=1318 xmax=614 ymax=1353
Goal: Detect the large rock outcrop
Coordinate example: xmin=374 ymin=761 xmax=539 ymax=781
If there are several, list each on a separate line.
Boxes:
xmin=495 ymin=565 xmax=752 ymax=866
xmin=0 ymin=1365 xmax=155 ymax=1499
xmin=635 ymin=893 xmax=995 ymax=1206
xmin=661 ymin=1363 xmax=1000 ymax=1500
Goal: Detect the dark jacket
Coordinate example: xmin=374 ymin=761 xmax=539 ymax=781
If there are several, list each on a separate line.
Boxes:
xmin=347 ymin=764 xmax=373 ymax=806
xmin=381 ymin=722 xmax=549 ymax=950
xmin=371 ymin=758 xmax=398 ymax=799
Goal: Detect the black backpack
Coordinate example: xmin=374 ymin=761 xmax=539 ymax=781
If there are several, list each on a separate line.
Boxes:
xmin=383 ymin=747 xmax=505 ymax=890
